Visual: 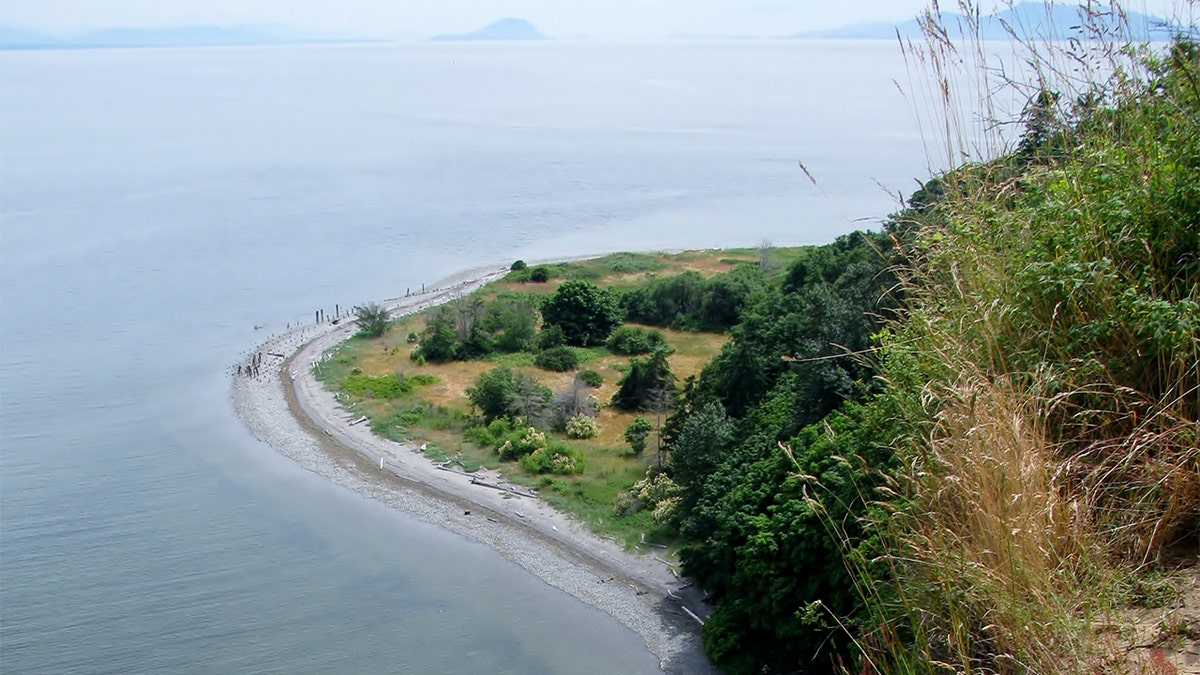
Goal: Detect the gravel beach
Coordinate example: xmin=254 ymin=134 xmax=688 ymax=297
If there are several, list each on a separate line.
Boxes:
xmin=231 ymin=265 xmax=715 ymax=673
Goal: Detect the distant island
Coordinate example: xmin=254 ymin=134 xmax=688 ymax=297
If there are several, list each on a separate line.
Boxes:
xmin=793 ymin=1 xmax=1189 ymax=40
xmin=0 ymin=24 xmax=365 ymax=50
xmin=431 ymin=18 xmax=547 ymax=42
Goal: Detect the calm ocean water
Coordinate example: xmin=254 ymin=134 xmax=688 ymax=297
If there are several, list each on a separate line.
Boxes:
xmin=1 ymin=40 xmax=928 ymax=672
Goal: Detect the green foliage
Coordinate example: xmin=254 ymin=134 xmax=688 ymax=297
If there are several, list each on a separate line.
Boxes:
xmin=463 ymin=417 xmax=515 ymax=449
xmin=497 ymin=426 xmax=547 ymax=461
xmin=700 ymin=229 xmax=901 ymax=420
xmin=529 ymin=266 xmax=549 ymax=282
xmin=341 ymin=373 xmax=414 ymax=399
xmin=577 ymin=369 xmax=603 ymax=388
xmin=623 ymin=416 xmax=654 ymax=456
xmin=520 ymin=442 xmax=585 ymax=475
xmin=465 ymin=366 xmax=551 ymax=423
xmin=604 ymin=252 xmax=664 ymax=274
xmin=534 ymin=345 xmax=579 ymax=372
xmin=535 ymin=323 xmax=565 ymax=350
xmin=353 ymin=303 xmax=390 ymax=338
xmin=510 ymin=259 xmax=527 ymax=271
xmin=540 ymin=279 xmax=624 ymax=347
xmin=413 ymin=305 xmax=459 ymax=363
xmin=368 ymin=411 xmax=409 ymax=442
xmin=679 ymin=400 xmax=902 ymax=674
xmin=605 ymin=325 xmax=667 ymax=355
xmin=611 ymin=349 xmax=677 ymax=412
xmin=483 ymin=293 xmax=539 ymax=353
xmin=620 ymin=265 xmax=766 ymax=331
xmin=416 ymin=293 xmax=541 ymax=361
xmin=564 ymin=413 xmax=599 ymax=439
xmin=668 ymin=33 xmax=1200 ymax=675
xmin=614 ymin=468 xmax=681 ymax=523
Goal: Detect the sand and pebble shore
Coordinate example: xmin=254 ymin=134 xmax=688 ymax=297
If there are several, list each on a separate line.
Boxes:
xmin=231 ymin=264 xmax=714 ymax=673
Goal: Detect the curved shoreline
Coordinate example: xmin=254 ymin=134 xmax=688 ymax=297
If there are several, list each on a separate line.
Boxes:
xmin=231 ymin=263 xmax=714 ymax=673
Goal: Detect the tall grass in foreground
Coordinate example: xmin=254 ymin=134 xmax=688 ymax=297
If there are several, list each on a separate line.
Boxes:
xmin=820 ymin=2 xmax=1199 ymax=672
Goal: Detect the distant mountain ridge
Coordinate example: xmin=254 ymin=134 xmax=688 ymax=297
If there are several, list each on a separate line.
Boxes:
xmin=431 ymin=18 xmax=547 ymax=42
xmin=794 ymin=2 xmax=1191 ymax=41
xmin=0 ymin=24 xmax=362 ymax=49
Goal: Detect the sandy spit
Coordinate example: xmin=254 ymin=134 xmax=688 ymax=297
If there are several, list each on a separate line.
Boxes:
xmin=231 ymin=264 xmax=715 ymax=673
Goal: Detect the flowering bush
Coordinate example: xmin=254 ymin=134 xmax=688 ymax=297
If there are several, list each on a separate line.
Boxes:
xmin=520 ymin=443 xmax=585 ymax=475
xmin=565 ymin=414 xmax=600 ymax=439
xmin=497 ymin=426 xmax=546 ymax=460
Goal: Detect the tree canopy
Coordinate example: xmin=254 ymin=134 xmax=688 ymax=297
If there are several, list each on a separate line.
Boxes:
xmin=540 ymin=279 xmax=623 ymax=347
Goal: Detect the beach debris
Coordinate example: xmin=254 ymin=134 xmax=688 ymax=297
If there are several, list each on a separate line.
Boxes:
xmin=682 ymin=606 xmax=705 ymax=626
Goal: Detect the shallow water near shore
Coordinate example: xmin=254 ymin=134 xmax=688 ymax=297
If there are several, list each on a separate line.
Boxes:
xmin=2 ymin=40 xmax=927 ymax=672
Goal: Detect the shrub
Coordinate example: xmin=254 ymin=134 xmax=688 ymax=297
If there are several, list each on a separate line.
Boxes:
xmin=467 ymin=367 xmax=551 ymax=423
xmin=529 ymin=266 xmax=549 ymax=282
xmin=396 ymin=405 xmax=426 ymax=426
xmin=614 ymin=468 xmax=681 ymax=520
xmin=578 ymin=369 xmax=603 ymax=387
xmin=623 ymin=416 xmax=654 ymax=455
xmin=536 ymin=324 xmax=566 ymax=350
xmin=353 ymin=303 xmax=390 ymax=338
xmin=565 ymin=413 xmax=599 ymax=439
xmin=464 ymin=418 xmax=514 ymax=448
xmin=535 ymin=345 xmax=578 ymax=372
xmin=511 ymin=259 xmax=527 ymax=271
xmin=497 ymin=426 xmax=547 ymax=461
xmin=520 ymin=442 xmax=585 ymax=475
xmin=606 ymin=325 xmax=668 ymax=355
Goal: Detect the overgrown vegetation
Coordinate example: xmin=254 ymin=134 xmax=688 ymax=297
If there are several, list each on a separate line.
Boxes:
xmin=353 ymin=303 xmax=389 ymax=338
xmin=654 ymin=3 xmax=1200 ymax=673
xmin=317 ymin=250 xmax=760 ymax=545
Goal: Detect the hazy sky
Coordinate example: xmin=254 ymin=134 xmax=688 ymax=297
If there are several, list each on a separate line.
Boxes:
xmin=0 ymin=0 xmax=1190 ymax=39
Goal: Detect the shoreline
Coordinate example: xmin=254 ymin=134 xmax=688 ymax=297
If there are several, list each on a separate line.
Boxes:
xmin=231 ymin=263 xmax=714 ymax=673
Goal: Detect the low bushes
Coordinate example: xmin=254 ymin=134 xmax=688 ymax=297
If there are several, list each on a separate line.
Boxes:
xmin=606 ymin=325 xmax=667 ymax=355
xmin=534 ymin=345 xmax=579 ymax=372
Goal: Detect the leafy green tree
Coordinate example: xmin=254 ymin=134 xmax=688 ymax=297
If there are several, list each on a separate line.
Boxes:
xmin=623 ymin=416 xmax=654 ymax=455
xmin=484 ymin=294 xmax=539 ymax=353
xmin=666 ymin=401 xmax=734 ymax=514
xmin=620 ymin=270 xmax=706 ymax=329
xmin=413 ymin=305 xmax=459 ymax=362
xmin=699 ymin=265 xmax=765 ymax=329
xmin=466 ymin=366 xmax=518 ymax=422
xmin=541 ymin=279 xmax=623 ymax=347
xmin=353 ymin=303 xmax=389 ymax=338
